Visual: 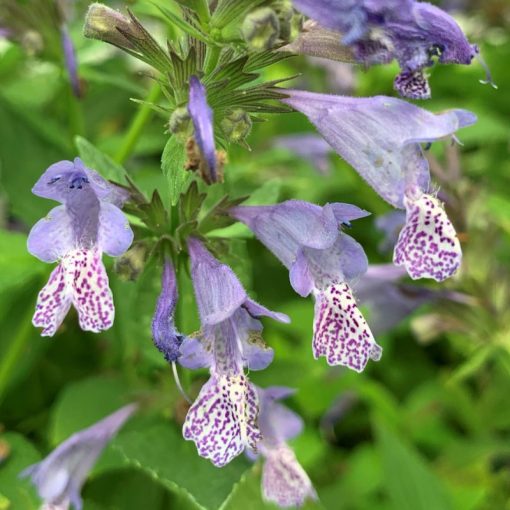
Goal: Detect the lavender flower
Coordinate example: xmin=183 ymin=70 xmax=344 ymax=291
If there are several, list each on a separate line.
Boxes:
xmin=255 ymin=387 xmax=317 ymax=508
xmin=60 ymin=25 xmax=80 ymax=97
xmin=27 ymin=158 xmax=133 ymax=336
xmin=181 ymin=238 xmax=289 ymax=467
xmin=188 ymin=76 xmax=217 ymax=183
xmin=21 ymin=404 xmax=137 ymax=510
xmin=292 ymin=0 xmax=492 ymax=99
xmin=281 ymin=90 xmax=476 ymax=281
xmin=231 ymin=200 xmax=382 ymax=372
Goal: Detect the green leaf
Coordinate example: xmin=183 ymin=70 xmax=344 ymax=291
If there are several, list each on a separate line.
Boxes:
xmin=112 ymin=419 xmax=250 ymax=510
xmin=157 ymin=6 xmax=213 ymax=45
xmin=0 ymin=432 xmax=41 ymax=510
xmin=75 ymin=136 xmax=128 ymax=185
xmin=374 ymin=421 xmax=454 ymax=510
xmin=161 ymin=136 xmax=193 ymax=207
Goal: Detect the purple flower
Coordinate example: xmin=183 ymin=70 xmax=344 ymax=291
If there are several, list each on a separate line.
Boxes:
xmin=231 ymin=200 xmax=382 ymax=373
xmin=281 ymin=90 xmax=476 ymax=281
xmin=188 ymin=76 xmax=217 ymax=183
xmin=21 ymin=404 xmax=136 ymax=510
xmin=27 ymin=158 xmax=133 ymax=336
xmin=273 ymin=133 xmax=333 ymax=174
xmin=255 ymin=387 xmax=317 ymax=508
xmin=181 ymin=238 xmax=289 ymax=467
xmin=60 ymin=26 xmax=81 ymax=98
xmin=152 ymin=258 xmax=183 ymax=363
xmin=292 ymin=0 xmax=490 ymax=99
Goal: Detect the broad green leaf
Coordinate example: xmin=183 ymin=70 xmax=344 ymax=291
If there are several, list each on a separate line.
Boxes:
xmin=374 ymin=421 xmax=454 ymax=510
xmin=111 ymin=419 xmax=250 ymax=510
xmin=161 ymin=135 xmax=192 ymax=207
xmin=75 ymin=136 xmax=128 ymax=184
xmin=0 ymin=432 xmax=41 ymax=510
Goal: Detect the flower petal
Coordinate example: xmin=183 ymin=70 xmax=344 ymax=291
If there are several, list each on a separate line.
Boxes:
xmin=289 ymin=248 xmax=315 ymax=297
xmin=281 ymin=90 xmax=476 ymax=208
xmin=394 ymin=70 xmax=431 ymax=100
xmin=188 ymin=76 xmax=217 ymax=182
xmin=393 ymin=193 xmax=462 ymax=281
xmin=27 ymin=205 xmax=74 ymax=263
xmin=262 ymin=446 xmax=317 ymax=508
xmin=32 ymin=264 xmax=73 ymax=337
xmin=179 ymin=336 xmax=212 ymax=369
xmin=98 ymin=202 xmax=133 ymax=257
xmin=183 ymin=374 xmax=262 ymax=467
xmin=313 ymin=283 xmax=382 ymax=372
xmin=64 ymin=248 xmax=115 ymax=332
xmin=244 ymin=299 xmax=290 ymax=324
xmin=188 ymin=238 xmax=247 ymax=325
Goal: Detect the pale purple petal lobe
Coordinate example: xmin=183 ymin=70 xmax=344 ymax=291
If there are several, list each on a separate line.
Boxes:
xmin=98 ymin=202 xmax=134 ymax=257
xmin=393 ymin=193 xmax=462 ymax=281
xmin=313 ymin=283 xmax=381 ymax=372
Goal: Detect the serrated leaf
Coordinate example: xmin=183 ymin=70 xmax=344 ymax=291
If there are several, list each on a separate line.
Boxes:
xmin=374 ymin=421 xmax=454 ymax=510
xmin=75 ymin=136 xmax=128 ymax=185
xmin=157 ymin=6 xmax=213 ymax=45
xmin=111 ymin=419 xmax=250 ymax=510
xmin=161 ymin=136 xmax=194 ymax=207
xmin=211 ymin=0 xmax=266 ymax=29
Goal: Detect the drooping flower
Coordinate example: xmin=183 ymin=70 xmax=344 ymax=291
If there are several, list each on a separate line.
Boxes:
xmin=280 ymin=90 xmax=477 ymax=281
xmin=21 ymin=404 xmax=137 ymax=510
xmin=180 ymin=238 xmax=289 ymax=467
xmin=188 ymin=76 xmax=217 ymax=183
xmin=291 ymin=0 xmax=493 ymax=99
xmin=254 ymin=386 xmax=317 ymax=508
xmin=231 ymin=200 xmax=382 ymax=372
xmin=27 ymin=158 xmax=133 ymax=336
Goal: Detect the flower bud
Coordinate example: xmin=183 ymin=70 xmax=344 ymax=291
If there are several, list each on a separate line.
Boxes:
xmin=114 ymin=243 xmax=148 ymax=281
xmin=272 ymin=0 xmax=294 ymax=42
xmin=241 ymin=7 xmax=280 ymax=51
xmin=168 ymin=106 xmax=191 ymax=137
xmin=83 ymin=3 xmax=136 ymax=50
xmin=220 ymin=109 xmax=252 ymax=144
xmin=21 ymin=30 xmax=44 ymax=56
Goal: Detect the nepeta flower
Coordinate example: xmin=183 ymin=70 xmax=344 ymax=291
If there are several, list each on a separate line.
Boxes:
xmin=281 ymin=90 xmax=476 ymax=281
xmin=255 ymin=387 xmax=317 ymax=508
xmin=181 ymin=238 xmax=289 ymax=467
xmin=231 ymin=200 xmax=382 ymax=372
xmin=21 ymin=404 xmax=136 ymax=510
xmin=28 ymin=158 xmax=133 ymax=336
xmin=292 ymin=0 xmax=491 ymax=99
xmin=188 ymin=76 xmax=217 ymax=183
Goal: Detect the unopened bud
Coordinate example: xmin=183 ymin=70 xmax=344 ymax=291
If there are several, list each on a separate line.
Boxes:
xmin=168 ymin=106 xmax=191 ymax=137
xmin=114 ymin=243 xmax=148 ymax=281
xmin=221 ymin=109 xmax=252 ymax=143
xmin=242 ymin=7 xmax=280 ymax=51
xmin=273 ymin=0 xmax=294 ymax=42
xmin=83 ymin=3 xmax=136 ymax=49
xmin=21 ymin=30 xmax=43 ymax=56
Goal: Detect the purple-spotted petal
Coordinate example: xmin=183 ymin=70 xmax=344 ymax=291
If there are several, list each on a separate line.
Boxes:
xmin=66 ymin=248 xmax=115 ymax=333
xmin=32 ymin=264 xmax=73 ymax=337
xmin=187 ymin=238 xmax=246 ymax=325
xmin=394 ymin=70 xmax=431 ymax=100
xmin=183 ymin=374 xmax=261 ymax=467
xmin=262 ymin=446 xmax=317 ymax=508
xmin=188 ymin=76 xmax=217 ymax=182
xmin=27 ymin=205 xmax=73 ymax=263
xmin=281 ymin=91 xmax=476 ymax=208
xmin=313 ymin=283 xmax=382 ymax=372
xmin=393 ymin=193 xmax=462 ymax=281
xmin=21 ymin=404 xmax=136 ymax=509
xmin=98 ymin=202 xmax=133 ymax=257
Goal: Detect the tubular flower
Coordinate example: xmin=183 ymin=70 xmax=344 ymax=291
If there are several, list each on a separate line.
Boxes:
xmin=280 ymin=91 xmax=476 ymax=281
xmin=291 ymin=0 xmax=490 ymax=99
xmin=231 ymin=200 xmax=382 ymax=373
xmin=188 ymin=76 xmax=218 ymax=183
xmin=27 ymin=158 xmax=133 ymax=336
xmin=21 ymin=404 xmax=137 ymax=510
xmin=254 ymin=387 xmax=317 ymax=508
xmin=180 ymin=238 xmax=289 ymax=467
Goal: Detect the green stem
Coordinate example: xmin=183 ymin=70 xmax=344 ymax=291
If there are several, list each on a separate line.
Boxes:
xmin=68 ymin=85 xmax=85 ymax=142
xmin=0 ymin=300 xmax=36 ymax=405
xmin=114 ymin=83 xmax=162 ymax=164
xmin=203 ymin=45 xmax=221 ymax=74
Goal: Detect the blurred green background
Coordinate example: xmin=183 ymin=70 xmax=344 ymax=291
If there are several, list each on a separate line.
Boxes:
xmin=1 ymin=1 xmax=510 ymax=509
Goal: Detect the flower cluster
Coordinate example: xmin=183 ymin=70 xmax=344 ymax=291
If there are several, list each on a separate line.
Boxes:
xmin=19 ymin=0 xmax=488 ymax=507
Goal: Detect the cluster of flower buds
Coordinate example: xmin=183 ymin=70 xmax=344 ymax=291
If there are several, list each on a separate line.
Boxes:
xmin=20 ymin=0 xmax=494 ymax=508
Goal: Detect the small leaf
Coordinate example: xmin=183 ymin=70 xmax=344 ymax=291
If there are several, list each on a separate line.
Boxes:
xmin=161 ymin=136 xmax=193 ymax=207
xmin=75 ymin=136 xmax=128 ymax=185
